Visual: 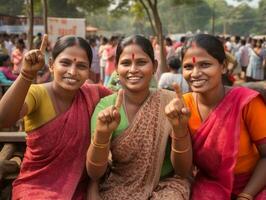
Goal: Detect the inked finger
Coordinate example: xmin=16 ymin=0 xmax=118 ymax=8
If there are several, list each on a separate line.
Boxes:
xmin=39 ymin=34 xmax=48 ymax=53
xmin=172 ymin=83 xmax=183 ymax=99
xmin=115 ymin=89 xmax=123 ymax=110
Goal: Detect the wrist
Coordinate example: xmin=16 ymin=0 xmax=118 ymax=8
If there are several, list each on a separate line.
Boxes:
xmin=20 ymin=70 xmax=35 ymax=82
xmin=238 ymin=192 xmax=253 ymax=200
xmin=94 ymin=131 xmax=112 ymax=144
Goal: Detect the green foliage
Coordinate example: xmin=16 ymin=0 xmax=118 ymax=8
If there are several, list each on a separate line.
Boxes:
xmin=0 ymin=0 xmax=24 ymax=15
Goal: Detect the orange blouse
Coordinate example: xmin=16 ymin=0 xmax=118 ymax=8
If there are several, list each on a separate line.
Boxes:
xmin=183 ymin=93 xmax=266 ymax=174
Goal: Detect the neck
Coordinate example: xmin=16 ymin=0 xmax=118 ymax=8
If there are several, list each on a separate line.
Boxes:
xmin=124 ymin=88 xmax=150 ymax=106
xmin=51 ymin=82 xmax=76 ymax=102
xmin=196 ymin=85 xmax=225 ymax=108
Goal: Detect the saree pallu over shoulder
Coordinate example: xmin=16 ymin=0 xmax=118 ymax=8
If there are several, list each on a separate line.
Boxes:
xmin=98 ymin=89 xmax=190 ymax=200
xmin=12 ymin=84 xmax=106 ymax=200
xmin=191 ymin=87 xmax=260 ymax=200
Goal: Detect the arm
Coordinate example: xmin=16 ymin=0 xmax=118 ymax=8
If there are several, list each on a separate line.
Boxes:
xmin=237 ymin=143 xmax=266 ymax=199
xmin=86 ymin=90 xmax=123 ymax=180
xmin=237 ymin=96 xmax=266 ymax=199
xmin=0 ymin=35 xmax=47 ymax=128
xmin=165 ymin=84 xmax=192 ymax=178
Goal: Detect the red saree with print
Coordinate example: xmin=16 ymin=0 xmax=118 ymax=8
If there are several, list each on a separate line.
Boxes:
xmin=12 ymin=84 xmax=111 ymax=200
xmin=191 ymin=87 xmax=265 ymax=200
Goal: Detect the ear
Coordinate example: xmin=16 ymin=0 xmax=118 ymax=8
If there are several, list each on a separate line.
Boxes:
xmin=48 ymin=57 xmax=54 ymax=73
xmin=153 ymin=60 xmax=158 ymax=74
xmin=222 ymin=60 xmax=228 ymax=74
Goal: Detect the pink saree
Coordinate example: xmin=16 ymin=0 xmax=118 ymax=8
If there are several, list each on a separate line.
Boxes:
xmin=98 ymin=90 xmax=190 ymax=200
xmin=12 ymin=84 xmax=111 ymax=200
xmin=191 ymin=87 xmax=265 ymax=200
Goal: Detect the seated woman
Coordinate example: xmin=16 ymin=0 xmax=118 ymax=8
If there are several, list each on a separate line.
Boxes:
xmin=180 ymin=34 xmax=266 ymax=200
xmin=86 ymin=35 xmax=192 ymax=200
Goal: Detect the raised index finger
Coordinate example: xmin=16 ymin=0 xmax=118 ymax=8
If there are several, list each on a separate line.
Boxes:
xmin=39 ymin=34 xmax=48 ymax=53
xmin=172 ymin=83 xmax=183 ymax=99
xmin=115 ymin=89 xmax=123 ymax=110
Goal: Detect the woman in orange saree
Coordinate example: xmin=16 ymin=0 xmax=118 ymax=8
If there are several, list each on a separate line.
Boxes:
xmin=181 ymin=34 xmax=266 ymax=200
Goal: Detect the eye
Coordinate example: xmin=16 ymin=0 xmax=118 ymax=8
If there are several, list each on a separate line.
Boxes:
xmin=120 ymin=60 xmax=131 ymax=67
xmin=200 ymin=62 xmax=211 ymax=68
xmin=136 ymin=60 xmax=147 ymax=66
xmin=60 ymin=60 xmax=71 ymax=66
xmin=183 ymin=64 xmax=193 ymax=70
xmin=77 ymin=63 xmax=90 ymax=70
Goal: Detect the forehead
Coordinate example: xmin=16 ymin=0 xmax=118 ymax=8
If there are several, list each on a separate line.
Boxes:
xmin=120 ymin=44 xmax=149 ymax=59
xmin=183 ymin=46 xmax=216 ymax=63
xmin=56 ymin=45 xmax=89 ymax=62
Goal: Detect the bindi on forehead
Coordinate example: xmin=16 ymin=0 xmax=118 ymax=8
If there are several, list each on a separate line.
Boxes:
xmin=192 ymin=56 xmax=196 ymax=64
xmin=73 ymin=58 xmax=77 ymax=62
xmin=131 ymin=53 xmax=135 ymax=60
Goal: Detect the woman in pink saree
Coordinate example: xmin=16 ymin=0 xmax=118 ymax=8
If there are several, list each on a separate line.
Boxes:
xmin=180 ymin=34 xmax=266 ymax=200
xmin=0 ymin=35 xmax=111 ymax=199
xmin=86 ymin=35 xmax=192 ymax=200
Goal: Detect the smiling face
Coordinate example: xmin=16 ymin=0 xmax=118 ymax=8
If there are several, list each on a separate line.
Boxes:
xmin=182 ymin=46 xmax=225 ymax=94
xmin=50 ymin=45 xmax=90 ymax=91
xmin=116 ymin=44 xmax=156 ymax=93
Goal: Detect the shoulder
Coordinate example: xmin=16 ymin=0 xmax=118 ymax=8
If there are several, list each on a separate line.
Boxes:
xmin=81 ymin=83 xmax=112 ymax=96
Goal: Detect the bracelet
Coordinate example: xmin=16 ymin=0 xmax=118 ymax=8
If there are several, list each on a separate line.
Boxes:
xmin=91 ymin=136 xmax=111 ymax=149
xmin=20 ymin=71 xmax=34 ymax=82
xmin=238 ymin=193 xmax=253 ymax=200
xmin=171 ymin=145 xmax=190 ymax=154
xmin=170 ymin=132 xmax=189 ymax=140
xmin=87 ymin=158 xmax=108 ymax=167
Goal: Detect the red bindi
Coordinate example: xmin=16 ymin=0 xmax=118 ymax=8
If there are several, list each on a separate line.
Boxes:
xmin=131 ymin=53 xmax=135 ymax=60
xmin=192 ymin=56 xmax=196 ymax=64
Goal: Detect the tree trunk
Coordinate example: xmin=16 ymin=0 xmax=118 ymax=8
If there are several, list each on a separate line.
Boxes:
xmin=148 ymin=0 xmax=167 ymax=80
xmin=26 ymin=0 xmax=34 ymax=50
xmin=42 ymin=0 xmax=48 ymax=34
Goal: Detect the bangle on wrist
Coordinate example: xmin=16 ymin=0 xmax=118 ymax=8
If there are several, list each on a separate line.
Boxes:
xmin=170 ymin=131 xmax=189 ymax=140
xmin=87 ymin=158 xmax=108 ymax=167
xmin=171 ymin=145 xmax=190 ymax=154
xmin=20 ymin=71 xmax=34 ymax=82
xmin=238 ymin=193 xmax=253 ymax=200
xmin=91 ymin=135 xmax=111 ymax=149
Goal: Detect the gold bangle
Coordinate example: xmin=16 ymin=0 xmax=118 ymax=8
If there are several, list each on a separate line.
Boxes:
xmin=87 ymin=158 xmax=108 ymax=167
xmin=238 ymin=193 xmax=253 ymax=200
xmin=20 ymin=71 xmax=34 ymax=82
xmin=91 ymin=136 xmax=111 ymax=149
xmin=170 ymin=132 xmax=189 ymax=140
xmin=171 ymin=145 xmax=190 ymax=154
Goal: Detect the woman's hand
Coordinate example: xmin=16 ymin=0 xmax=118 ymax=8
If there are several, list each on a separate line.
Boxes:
xmin=22 ymin=34 xmax=48 ymax=79
xmin=95 ymin=90 xmax=123 ymax=142
xmin=165 ymin=83 xmax=190 ymax=131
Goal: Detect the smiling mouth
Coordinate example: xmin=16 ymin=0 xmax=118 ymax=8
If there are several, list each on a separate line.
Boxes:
xmin=63 ymin=77 xmax=78 ymax=84
xmin=190 ymin=79 xmax=206 ymax=87
xmin=127 ymin=76 xmax=142 ymax=83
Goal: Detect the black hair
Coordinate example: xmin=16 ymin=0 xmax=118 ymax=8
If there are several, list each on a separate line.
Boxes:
xmin=0 ymin=55 xmax=10 ymax=66
xmin=165 ymin=37 xmax=173 ymax=46
xmin=167 ymin=56 xmax=181 ymax=71
xmin=115 ymin=34 xmax=155 ymax=65
xmin=52 ymin=35 xmax=93 ymax=67
xmin=182 ymin=34 xmax=226 ymax=64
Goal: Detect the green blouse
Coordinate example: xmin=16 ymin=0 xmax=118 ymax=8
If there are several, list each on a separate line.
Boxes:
xmin=91 ymin=93 xmax=173 ymax=178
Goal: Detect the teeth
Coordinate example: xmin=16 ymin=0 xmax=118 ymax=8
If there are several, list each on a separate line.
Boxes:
xmin=128 ymin=77 xmax=141 ymax=80
xmin=191 ymin=80 xmax=206 ymax=87
xmin=64 ymin=78 xmax=77 ymax=83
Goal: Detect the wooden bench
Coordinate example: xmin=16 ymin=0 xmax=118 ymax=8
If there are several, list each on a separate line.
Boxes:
xmin=0 ymin=132 xmax=26 ymax=142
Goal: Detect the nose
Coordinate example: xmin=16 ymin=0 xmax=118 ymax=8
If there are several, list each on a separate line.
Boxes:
xmin=191 ymin=66 xmax=202 ymax=77
xmin=68 ymin=65 xmax=77 ymax=76
xmin=129 ymin=62 xmax=138 ymax=73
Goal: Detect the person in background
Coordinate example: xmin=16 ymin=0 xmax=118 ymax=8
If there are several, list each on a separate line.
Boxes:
xmin=158 ymin=56 xmax=189 ymax=93
xmin=11 ymin=39 xmax=27 ymax=75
